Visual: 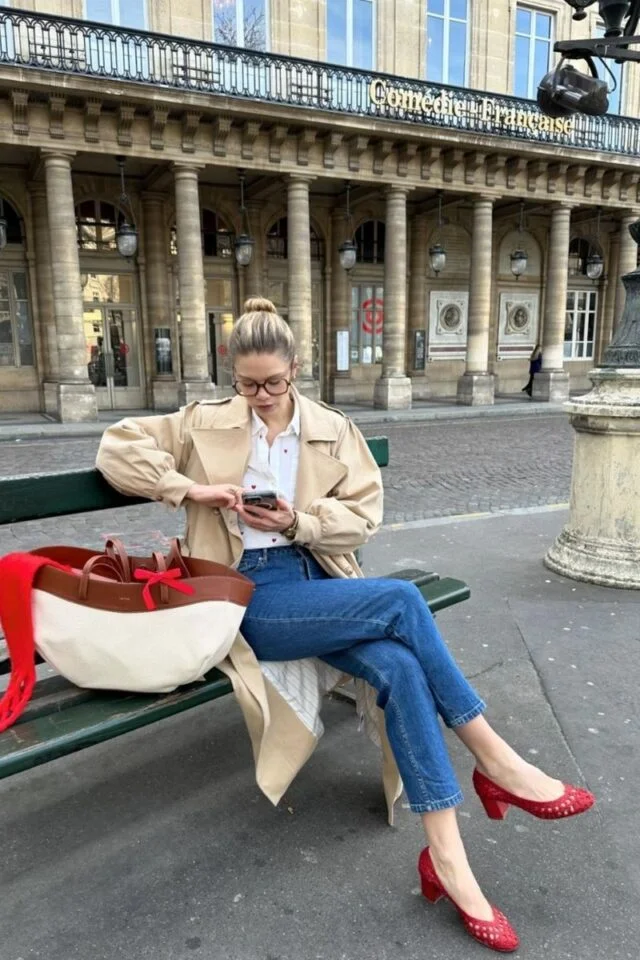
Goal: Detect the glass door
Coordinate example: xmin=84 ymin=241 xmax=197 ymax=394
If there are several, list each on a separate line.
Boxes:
xmin=84 ymin=305 xmax=144 ymax=409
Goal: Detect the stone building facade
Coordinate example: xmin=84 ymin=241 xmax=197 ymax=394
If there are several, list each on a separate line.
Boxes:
xmin=0 ymin=0 xmax=639 ymax=419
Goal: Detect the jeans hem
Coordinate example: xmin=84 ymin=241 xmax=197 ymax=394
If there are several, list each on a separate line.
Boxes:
xmin=409 ymin=790 xmax=464 ymax=813
xmin=446 ymin=699 xmax=487 ymax=729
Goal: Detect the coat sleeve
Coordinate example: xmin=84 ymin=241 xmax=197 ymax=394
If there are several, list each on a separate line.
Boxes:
xmin=95 ymin=407 xmax=196 ymax=508
xmin=294 ymin=419 xmax=383 ymax=554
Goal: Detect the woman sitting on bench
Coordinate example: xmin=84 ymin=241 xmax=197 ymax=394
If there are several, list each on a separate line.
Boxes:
xmin=97 ymin=297 xmax=593 ymax=954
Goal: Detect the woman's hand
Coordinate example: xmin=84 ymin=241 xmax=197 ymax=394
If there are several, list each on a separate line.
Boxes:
xmin=185 ymin=483 xmax=244 ymax=509
xmin=234 ymin=497 xmax=295 ymax=533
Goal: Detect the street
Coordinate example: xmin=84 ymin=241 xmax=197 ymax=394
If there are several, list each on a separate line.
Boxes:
xmin=0 ymin=413 xmax=573 ymax=558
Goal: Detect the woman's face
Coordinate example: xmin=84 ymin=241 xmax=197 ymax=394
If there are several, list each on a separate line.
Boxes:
xmin=233 ymin=351 xmax=297 ymax=417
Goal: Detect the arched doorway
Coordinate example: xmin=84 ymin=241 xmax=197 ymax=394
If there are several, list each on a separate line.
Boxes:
xmin=265 ymin=216 xmax=325 ymax=383
xmin=77 ymin=199 xmax=144 ymax=409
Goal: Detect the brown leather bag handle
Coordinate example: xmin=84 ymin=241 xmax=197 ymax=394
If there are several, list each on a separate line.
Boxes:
xmin=166 ymin=538 xmax=190 ymax=578
xmin=152 ymin=551 xmax=170 ymax=605
xmin=78 ymin=555 xmax=125 ymax=601
xmin=104 ymin=537 xmax=132 ymax=581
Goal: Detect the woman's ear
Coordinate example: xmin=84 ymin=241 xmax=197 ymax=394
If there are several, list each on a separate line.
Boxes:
xmin=291 ymin=358 xmax=299 ymax=381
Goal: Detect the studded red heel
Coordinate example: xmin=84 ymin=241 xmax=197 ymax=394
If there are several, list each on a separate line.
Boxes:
xmin=473 ymin=768 xmax=595 ymax=821
xmin=418 ymin=848 xmax=519 ymax=953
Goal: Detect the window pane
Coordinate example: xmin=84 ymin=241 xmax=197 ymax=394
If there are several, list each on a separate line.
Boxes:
xmin=353 ymin=0 xmax=374 ymax=69
xmin=327 ymin=0 xmax=347 ymax=64
xmin=119 ymin=0 xmax=146 ymax=29
xmin=12 ymin=272 xmax=27 ymax=301
xmin=16 ymin=301 xmax=33 ymax=366
xmin=214 ymin=0 xmax=239 ymax=45
xmin=535 ymin=12 xmax=552 ymax=38
xmin=448 ymin=20 xmax=467 ymax=85
xmin=516 ymin=7 xmax=531 ymax=34
xmin=450 ymin=0 xmax=467 ymax=20
xmin=533 ymin=38 xmax=550 ymax=92
xmin=86 ymin=0 xmax=112 ymax=23
xmin=0 ymin=272 xmax=8 ymax=301
xmin=429 ymin=0 xmax=445 ymax=15
xmin=245 ymin=0 xmax=267 ymax=50
xmin=426 ymin=15 xmax=444 ymax=82
xmin=514 ymin=35 xmax=531 ymax=98
xmin=0 ymin=307 xmax=13 ymax=366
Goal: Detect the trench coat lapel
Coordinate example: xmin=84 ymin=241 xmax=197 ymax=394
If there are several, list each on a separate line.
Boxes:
xmin=294 ymin=393 xmax=348 ymax=511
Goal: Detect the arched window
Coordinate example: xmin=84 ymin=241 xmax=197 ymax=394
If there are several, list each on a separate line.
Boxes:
xmin=0 ymin=197 xmax=23 ymax=245
xmin=76 ymin=200 xmax=125 ymax=251
xmin=266 ymin=218 xmax=324 ymax=260
xmin=354 ymin=219 xmax=385 ymax=263
xmin=170 ymin=209 xmax=234 ymax=257
xmin=0 ymin=197 xmax=33 ymax=368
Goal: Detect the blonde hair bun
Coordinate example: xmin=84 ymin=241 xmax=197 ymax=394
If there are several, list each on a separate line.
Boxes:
xmin=244 ymin=296 xmax=278 ymax=315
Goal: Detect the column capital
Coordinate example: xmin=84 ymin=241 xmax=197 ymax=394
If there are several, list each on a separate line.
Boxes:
xmin=384 ymin=184 xmax=411 ymax=197
xmin=472 ymin=193 xmax=495 ymax=205
xmin=618 ymin=209 xmax=639 ymax=224
xmin=288 ymin=173 xmax=316 ymax=185
xmin=41 ymin=149 xmax=76 ymax=165
xmin=172 ymin=161 xmax=205 ymax=177
xmin=550 ymin=201 xmax=576 ymax=213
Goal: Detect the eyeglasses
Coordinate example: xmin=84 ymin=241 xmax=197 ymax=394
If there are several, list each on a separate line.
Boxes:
xmin=232 ymin=376 xmax=291 ymax=397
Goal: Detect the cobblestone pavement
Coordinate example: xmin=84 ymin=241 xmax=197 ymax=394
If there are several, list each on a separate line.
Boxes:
xmin=0 ymin=413 xmax=573 ymax=555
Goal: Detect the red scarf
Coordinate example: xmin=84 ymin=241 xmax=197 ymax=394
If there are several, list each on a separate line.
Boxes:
xmin=0 ymin=553 xmax=68 ymax=732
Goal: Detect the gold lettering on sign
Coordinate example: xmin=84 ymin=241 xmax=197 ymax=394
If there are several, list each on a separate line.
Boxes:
xmin=368 ymin=78 xmax=575 ymax=140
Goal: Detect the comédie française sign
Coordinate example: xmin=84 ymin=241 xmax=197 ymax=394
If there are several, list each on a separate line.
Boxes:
xmin=369 ymin=79 xmax=576 ymax=137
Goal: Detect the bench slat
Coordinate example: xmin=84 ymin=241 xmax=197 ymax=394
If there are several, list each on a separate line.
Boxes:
xmin=419 ymin=577 xmax=471 ymax=613
xmin=0 ymin=670 xmax=233 ymax=779
xmin=0 ymin=437 xmax=390 ymax=525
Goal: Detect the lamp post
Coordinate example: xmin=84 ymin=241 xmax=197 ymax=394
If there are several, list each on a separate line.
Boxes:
xmin=538 ymin=0 xmax=640 ymax=588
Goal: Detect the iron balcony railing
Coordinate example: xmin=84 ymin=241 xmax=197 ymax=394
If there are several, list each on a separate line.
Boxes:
xmin=1 ymin=6 xmax=640 ymax=158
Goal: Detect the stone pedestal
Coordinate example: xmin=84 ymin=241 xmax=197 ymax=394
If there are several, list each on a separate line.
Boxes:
xmin=56 ymin=383 xmax=99 ymax=423
xmin=531 ymin=370 xmax=570 ymax=402
xmin=545 ymin=369 xmax=640 ymax=589
xmin=43 ymin=380 xmax=58 ymax=416
xmin=374 ymin=376 xmax=413 ymax=409
xmin=178 ymin=380 xmax=216 ymax=405
xmin=152 ymin=378 xmax=180 ymax=411
xmin=456 ymin=372 xmax=495 ymax=406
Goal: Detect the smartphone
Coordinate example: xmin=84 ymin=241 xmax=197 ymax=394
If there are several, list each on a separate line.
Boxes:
xmin=242 ymin=490 xmax=278 ymax=510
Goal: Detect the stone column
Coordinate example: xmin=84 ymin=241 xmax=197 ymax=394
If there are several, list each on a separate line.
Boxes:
xmin=614 ymin=213 xmax=638 ymax=331
xmin=29 ymin=182 xmax=59 ymax=414
xmin=374 ymin=186 xmax=412 ymax=409
xmin=287 ymin=175 xmax=319 ymax=397
xmin=596 ymin=232 xmax=619 ymax=363
xmin=408 ymin=213 xmax=429 ymax=379
xmin=143 ymin=192 xmax=178 ymax=410
xmin=43 ymin=151 xmax=97 ymax=422
xmin=457 ymin=196 xmax=495 ymax=405
xmin=330 ymin=208 xmax=352 ymax=403
xmin=173 ymin=163 xmax=214 ymax=404
xmin=532 ymin=203 xmax=572 ymax=402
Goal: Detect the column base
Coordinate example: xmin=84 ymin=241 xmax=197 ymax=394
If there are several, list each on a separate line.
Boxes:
xmin=532 ymin=371 xmax=570 ymax=403
xmin=55 ymin=382 xmax=98 ymax=423
xmin=178 ymin=380 xmax=217 ymax=405
xmin=152 ymin=378 xmax=179 ymax=411
xmin=295 ymin=378 xmax=321 ymax=401
xmin=43 ymin=380 xmax=59 ymax=416
xmin=373 ymin=377 xmax=412 ymax=410
xmin=457 ymin=373 xmax=495 ymax=406
xmin=545 ymin=528 xmax=640 ymax=590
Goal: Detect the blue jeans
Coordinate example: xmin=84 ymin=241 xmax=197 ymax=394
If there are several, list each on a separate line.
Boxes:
xmin=238 ymin=546 xmax=486 ymax=813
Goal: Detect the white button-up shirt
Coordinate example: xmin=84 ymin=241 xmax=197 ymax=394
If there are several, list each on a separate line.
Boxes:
xmin=240 ymin=400 xmax=301 ymax=550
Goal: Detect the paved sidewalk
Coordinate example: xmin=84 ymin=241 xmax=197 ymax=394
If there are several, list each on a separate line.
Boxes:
xmin=0 ymin=395 xmax=569 ymax=442
xmin=0 ymin=507 xmax=636 ymax=960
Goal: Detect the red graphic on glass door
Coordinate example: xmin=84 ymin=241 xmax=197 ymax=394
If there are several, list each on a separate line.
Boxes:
xmin=361 ymin=297 xmax=384 ymax=335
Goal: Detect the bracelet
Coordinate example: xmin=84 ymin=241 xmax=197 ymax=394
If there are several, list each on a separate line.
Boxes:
xmin=282 ymin=511 xmax=299 ymax=541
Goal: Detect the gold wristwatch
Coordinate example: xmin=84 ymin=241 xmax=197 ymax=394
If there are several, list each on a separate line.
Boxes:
xmin=282 ymin=511 xmax=299 ymax=542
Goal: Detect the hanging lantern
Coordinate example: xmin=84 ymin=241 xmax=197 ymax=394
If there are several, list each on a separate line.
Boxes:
xmin=510 ymin=201 xmax=528 ymax=279
xmin=338 ymin=182 xmax=357 ymax=272
xmin=115 ymin=157 xmax=138 ymax=259
xmin=429 ymin=194 xmax=447 ymax=276
xmin=234 ymin=170 xmax=254 ymax=267
xmin=586 ymin=252 xmax=604 ymax=280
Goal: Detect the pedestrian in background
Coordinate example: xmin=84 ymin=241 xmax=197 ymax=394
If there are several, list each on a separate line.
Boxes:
xmin=522 ymin=344 xmax=542 ymax=397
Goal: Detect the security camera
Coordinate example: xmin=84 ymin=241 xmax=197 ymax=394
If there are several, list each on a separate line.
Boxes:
xmin=537 ymin=59 xmax=610 ymax=117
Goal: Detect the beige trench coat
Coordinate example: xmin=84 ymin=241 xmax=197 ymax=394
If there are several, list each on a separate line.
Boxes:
xmin=96 ymin=391 xmax=403 ymax=821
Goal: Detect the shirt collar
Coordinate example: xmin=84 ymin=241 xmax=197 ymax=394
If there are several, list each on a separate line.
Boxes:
xmin=251 ymin=396 xmax=301 ymax=438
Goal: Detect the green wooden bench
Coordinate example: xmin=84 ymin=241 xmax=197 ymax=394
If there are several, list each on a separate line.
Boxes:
xmin=0 ymin=436 xmax=470 ymax=780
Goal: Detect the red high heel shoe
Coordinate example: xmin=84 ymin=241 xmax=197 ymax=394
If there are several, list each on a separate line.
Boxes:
xmin=473 ymin=768 xmax=595 ymax=821
xmin=418 ymin=847 xmax=519 ymax=953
